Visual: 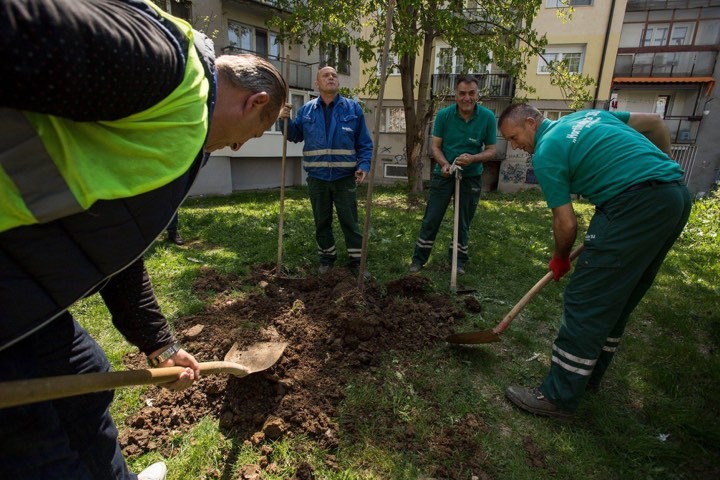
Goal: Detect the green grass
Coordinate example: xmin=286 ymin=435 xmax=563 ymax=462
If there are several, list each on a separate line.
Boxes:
xmin=71 ymin=186 xmax=720 ymax=479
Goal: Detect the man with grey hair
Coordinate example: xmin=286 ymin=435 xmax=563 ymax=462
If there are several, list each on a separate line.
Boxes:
xmin=498 ymin=103 xmax=690 ymax=420
xmin=0 ymin=0 xmax=287 ymax=479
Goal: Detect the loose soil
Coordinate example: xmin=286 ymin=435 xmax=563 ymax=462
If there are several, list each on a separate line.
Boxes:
xmin=118 ymin=266 xmax=501 ymax=479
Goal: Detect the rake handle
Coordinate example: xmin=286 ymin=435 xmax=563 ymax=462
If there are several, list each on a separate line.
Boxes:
xmin=0 ymin=361 xmax=250 ymax=409
xmin=493 ymin=244 xmax=585 ymax=335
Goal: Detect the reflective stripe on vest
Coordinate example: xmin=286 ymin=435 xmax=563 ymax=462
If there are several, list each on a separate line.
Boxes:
xmin=0 ymin=109 xmax=82 ymax=223
xmin=303 ymin=161 xmax=357 ymax=168
xmin=303 ymin=148 xmax=355 ymax=156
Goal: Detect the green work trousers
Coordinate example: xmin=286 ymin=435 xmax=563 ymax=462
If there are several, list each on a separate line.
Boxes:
xmin=412 ymin=173 xmax=482 ymax=267
xmin=541 ymin=182 xmax=691 ymax=411
xmin=307 ymin=175 xmax=363 ymax=267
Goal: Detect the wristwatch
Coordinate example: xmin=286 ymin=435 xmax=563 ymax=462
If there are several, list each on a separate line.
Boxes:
xmin=148 ymin=343 xmax=182 ymax=367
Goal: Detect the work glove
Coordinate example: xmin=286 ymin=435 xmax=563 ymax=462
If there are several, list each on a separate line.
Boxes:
xmin=548 ymin=255 xmax=571 ymax=281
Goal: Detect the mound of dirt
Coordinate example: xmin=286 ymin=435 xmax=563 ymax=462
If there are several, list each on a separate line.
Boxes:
xmin=118 ymin=266 xmax=472 ymax=475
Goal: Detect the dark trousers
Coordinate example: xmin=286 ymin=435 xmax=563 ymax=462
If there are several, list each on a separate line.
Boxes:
xmin=166 ymin=212 xmax=179 ymax=234
xmin=412 ymin=173 xmax=482 ymax=266
xmin=541 ymin=182 xmax=691 ymax=411
xmin=0 ymin=314 xmax=136 ymax=480
xmin=307 ymin=175 xmax=363 ymax=266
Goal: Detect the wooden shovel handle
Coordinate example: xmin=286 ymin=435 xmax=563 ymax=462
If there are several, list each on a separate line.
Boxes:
xmin=0 ymin=361 xmax=250 ymax=410
xmin=493 ymin=244 xmax=585 ymax=335
xmin=450 ymin=171 xmax=461 ymax=290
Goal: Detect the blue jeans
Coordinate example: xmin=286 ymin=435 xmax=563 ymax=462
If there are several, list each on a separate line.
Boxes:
xmin=0 ymin=313 xmax=136 ymax=479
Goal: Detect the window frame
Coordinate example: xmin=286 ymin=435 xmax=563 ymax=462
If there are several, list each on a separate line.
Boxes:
xmin=227 ymin=20 xmax=282 ymax=60
xmin=379 ymin=107 xmax=406 ymax=133
xmin=537 ymin=45 xmax=585 ymax=75
xmin=546 ymin=0 xmax=592 ymax=8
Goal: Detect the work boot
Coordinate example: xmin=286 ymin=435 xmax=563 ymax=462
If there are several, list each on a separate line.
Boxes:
xmin=167 ymin=231 xmax=184 ymax=246
xmin=409 ymin=261 xmax=423 ymax=273
xmin=138 ymin=462 xmax=167 ymax=480
xmin=318 ymin=264 xmax=331 ymax=274
xmin=505 ymin=386 xmax=573 ymax=420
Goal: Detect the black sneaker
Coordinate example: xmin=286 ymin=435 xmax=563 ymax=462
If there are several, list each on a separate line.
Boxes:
xmin=167 ymin=231 xmax=184 ymax=246
xmin=505 ymin=386 xmax=573 ymax=420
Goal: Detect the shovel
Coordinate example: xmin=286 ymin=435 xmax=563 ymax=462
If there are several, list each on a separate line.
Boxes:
xmin=446 ymin=244 xmax=585 ymax=344
xmin=0 ymin=341 xmax=287 ymax=409
xmin=450 ymin=164 xmax=462 ymax=293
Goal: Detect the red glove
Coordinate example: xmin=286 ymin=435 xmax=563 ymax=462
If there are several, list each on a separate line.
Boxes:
xmin=548 ymin=255 xmax=571 ymax=281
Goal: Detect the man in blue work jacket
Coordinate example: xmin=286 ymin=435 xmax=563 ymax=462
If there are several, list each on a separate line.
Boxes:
xmin=280 ymin=66 xmax=373 ymax=276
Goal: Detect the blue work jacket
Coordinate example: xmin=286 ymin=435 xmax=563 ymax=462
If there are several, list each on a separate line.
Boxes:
xmin=287 ymin=94 xmax=373 ymax=181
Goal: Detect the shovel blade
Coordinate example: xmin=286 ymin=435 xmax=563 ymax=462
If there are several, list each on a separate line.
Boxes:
xmin=445 ymin=329 xmax=501 ymax=344
xmin=224 ymin=341 xmax=287 ymax=374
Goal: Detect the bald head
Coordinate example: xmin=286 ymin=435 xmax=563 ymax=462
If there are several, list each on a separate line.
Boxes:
xmin=316 ymin=66 xmax=339 ymax=97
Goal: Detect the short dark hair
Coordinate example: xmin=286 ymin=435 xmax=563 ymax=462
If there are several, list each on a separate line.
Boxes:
xmin=498 ymin=103 xmax=544 ymax=127
xmin=455 ymin=75 xmax=479 ymax=88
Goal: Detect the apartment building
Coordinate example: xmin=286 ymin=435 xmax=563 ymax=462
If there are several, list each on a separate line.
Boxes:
xmin=611 ymin=0 xmax=720 ymax=194
xmin=159 ymin=0 xmax=718 ymax=196
xmin=152 ymin=0 xmax=365 ymax=196
xmin=510 ymin=0 xmax=719 ymax=195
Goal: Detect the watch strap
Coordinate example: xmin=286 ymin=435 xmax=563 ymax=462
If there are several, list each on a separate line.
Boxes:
xmin=148 ymin=342 xmax=182 ymax=367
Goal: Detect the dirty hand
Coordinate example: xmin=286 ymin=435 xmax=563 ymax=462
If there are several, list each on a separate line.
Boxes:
xmin=158 ymin=349 xmax=201 ymax=391
xmin=278 ymin=103 xmax=292 ymax=120
xmin=548 ymin=255 xmax=571 ymax=281
xmin=355 ymin=169 xmax=367 ymax=184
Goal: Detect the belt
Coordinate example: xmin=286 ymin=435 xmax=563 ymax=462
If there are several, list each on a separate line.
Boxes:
xmin=623 ymin=179 xmax=681 ymax=193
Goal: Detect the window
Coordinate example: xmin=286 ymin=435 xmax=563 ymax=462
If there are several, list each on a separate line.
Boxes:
xmin=321 ymin=43 xmax=351 ymax=75
xmin=540 ymin=110 xmax=573 ymax=120
xmin=384 ymin=163 xmax=408 ymax=179
xmin=643 ymin=24 xmax=669 ymax=47
xmin=379 ymin=107 xmax=406 ymax=133
xmin=228 ymin=21 xmax=281 ymax=59
xmin=435 ymin=47 xmax=483 ymax=74
xmin=377 ymin=52 xmax=400 ymax=76
xmin=537 ymin=46 xmax=584 ymax=74
xmin=546 ymin=0 xmax=592 ymax=7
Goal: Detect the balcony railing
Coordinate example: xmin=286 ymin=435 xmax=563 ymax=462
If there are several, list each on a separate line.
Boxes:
xmin=614 ymin=50 xmax=717 ymax=77
xmin=431 ymin=73 xmax=514 ymax=98
xmin=220 ymin=46 xmax=313 ymax=90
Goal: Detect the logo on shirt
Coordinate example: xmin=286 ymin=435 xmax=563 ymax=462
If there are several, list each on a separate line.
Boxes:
xmin=342 ymin=127 xmax=354 ymax=133
xmin=566 ymin=111 xmax=601 ymax=143
xmin=468 ymin=137 xmax=480 ymax=144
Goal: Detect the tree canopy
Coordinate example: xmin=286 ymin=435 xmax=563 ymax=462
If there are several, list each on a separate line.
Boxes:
xmin=269 ymin=0 xmax=595 ymax=192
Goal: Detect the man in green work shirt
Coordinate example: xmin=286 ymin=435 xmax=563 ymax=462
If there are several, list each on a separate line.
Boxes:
xmin=498 ymin=103 xmax=691 ymax=420
xmin=409 ymin=75 xmax=496 ymax=275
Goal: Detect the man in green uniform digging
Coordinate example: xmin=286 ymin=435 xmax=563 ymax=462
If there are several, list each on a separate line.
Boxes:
xmin=498 ymin=103 xmax=691 ymax=420
xmin=409 ymin=75 xmax=496 ymax=275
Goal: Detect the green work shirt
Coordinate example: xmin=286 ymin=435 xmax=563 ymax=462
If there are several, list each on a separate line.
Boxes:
xmin=533 ymin=110 xmax=684 ymax=208
xmin=432 ymin=103 xmax=496 ymax=177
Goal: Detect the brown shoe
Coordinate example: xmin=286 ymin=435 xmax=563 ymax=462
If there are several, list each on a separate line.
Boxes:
xmin=505 ymin=386 xmax=573 ymax=420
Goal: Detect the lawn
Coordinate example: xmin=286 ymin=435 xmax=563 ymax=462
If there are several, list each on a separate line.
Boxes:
xmin=72 ymin=186 xmax=720 ymax=479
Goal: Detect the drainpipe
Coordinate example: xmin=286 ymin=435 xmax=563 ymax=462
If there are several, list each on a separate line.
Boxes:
xmin=594 ymin=0 xmax=617 ymax=109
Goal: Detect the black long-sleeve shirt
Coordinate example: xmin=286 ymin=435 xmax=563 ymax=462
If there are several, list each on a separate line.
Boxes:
xmin=1 ymin=0 xmax=191 ymax=353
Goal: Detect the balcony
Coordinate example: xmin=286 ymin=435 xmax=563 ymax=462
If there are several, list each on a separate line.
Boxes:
xmin=220 ymin=46 xmax=313 ymax=90
xmin=431 ymin=73 xmax=514 ymax=98
xmin=614 ymin=50 xmax=717 ymax=77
